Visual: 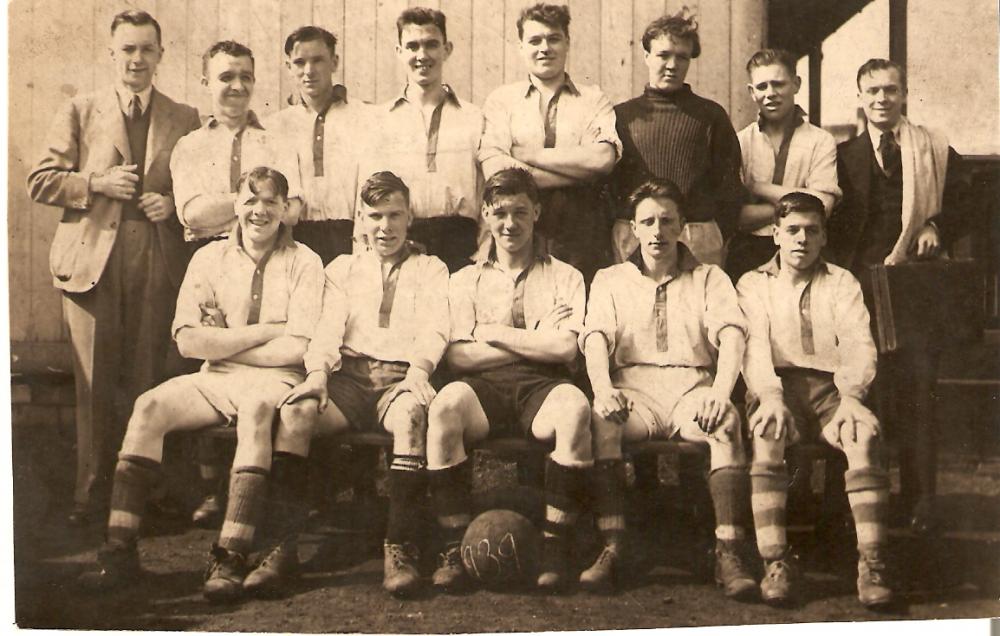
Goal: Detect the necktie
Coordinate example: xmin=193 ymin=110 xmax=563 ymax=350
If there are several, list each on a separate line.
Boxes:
xmin=878 ymin=131 xmax=901 ymax=176
xmin=129 ymin=95 xmax=142 ymax=122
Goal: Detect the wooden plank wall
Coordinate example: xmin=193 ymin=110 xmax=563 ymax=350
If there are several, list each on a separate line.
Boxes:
xmin=7 ymin=0 xmax=764 ymax=369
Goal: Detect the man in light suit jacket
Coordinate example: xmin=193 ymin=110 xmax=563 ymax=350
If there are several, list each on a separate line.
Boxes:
xmin=27 ymin=10 xmax=201 ymax=525
xmin=829 ymin=58 xmax=970 ymax=533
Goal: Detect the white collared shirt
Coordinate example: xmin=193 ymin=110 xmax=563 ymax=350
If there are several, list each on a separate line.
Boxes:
xmin=737 ymin=255 xmax=877 ymax=401
xmin=172 ymin=226 xmax=325 ymax=373
xmin=479 ymin=74 xmax=622 ymax=169
xmin=358 ymin=84 xmax=484 ymax=221
xmin=264 ymin=87 xmax=372 ymax=222
xmin=115 ymin=84 xmax=153 ymax=116
xmin=582 ymin=249 xmax=747 ymax=372
xmin=303 ymin=248 xmax=451 ymax=375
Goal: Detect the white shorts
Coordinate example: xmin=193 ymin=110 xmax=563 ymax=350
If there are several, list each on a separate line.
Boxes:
xmin=178 ymin=365 xmax=303 ymax=425
xmin=612 ymin=365 xmax=714 ymax=439
xmin=680 ymin=221 xmax=725 ymax=267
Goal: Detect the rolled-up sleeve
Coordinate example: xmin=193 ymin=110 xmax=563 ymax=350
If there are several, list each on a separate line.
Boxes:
xmin=555 ymin=264 xmax=586 ymax=335
xmin=832 ymin=272 xmax=877 ymax=400
xmin=736 ymin=274 xmax=784 ymax=401
xmin=703 ymin=265 xmax=747 ymax=348
xmin=477 ymin=90 xmax=518 ymax=171
xmin=448 ymin=267 xmax=478 ymax=343
xmin=170 ymin=133 xmax=201 ymax=227
xmin=410 ymin=257 xmax=451 ymax=374
xmin=806 ymin=132 xmax=842 ymax=208
xmin=302 ymin=258 xmax=350 ymax=374
xmin=284 ymin=248 xmax=325 ymax=339
xmin=584 ymin=90 xmax=623 ymax=162
xmin=171 ymin=248 xmax=215 ymax=339
xmin=579 ymin=269 xmax=618 ymax=354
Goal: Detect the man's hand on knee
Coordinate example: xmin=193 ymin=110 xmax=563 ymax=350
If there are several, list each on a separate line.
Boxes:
xmin=397 ymin=367 xmax=437 ymax=407
xmin=694 ymin=389 xmax=733 ymax=435
xmin=823 ymin=397 xmax=879 ymax=449
xmin=593 ymin=386 xmax=631 ymax=425
xmin=281 ymin=370 xmax=329 ymax=412
xmin=750 ymin=398 xmax=794 ymax=441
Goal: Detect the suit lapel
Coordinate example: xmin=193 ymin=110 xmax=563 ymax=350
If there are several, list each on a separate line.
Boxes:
xmin=144 ymin=89 xmax=176 ymax=177
xmin=844 ymin=133 xmax=873 ymax=205
xmin=96 ymin=87 xmax=132 ymax=164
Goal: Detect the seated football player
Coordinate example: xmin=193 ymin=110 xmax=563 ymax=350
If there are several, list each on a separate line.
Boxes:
xmin=76 ymin=167 xmax=324 ymax=603
xmin=426 ymin=167 xmax=592 ymax=592
xmin=262 ymin=171 xmax=450 ymax=598
xmin=582 ymin=178 xmax=757 ymax=599
xmin=737 ymin=192 xmax=892 ymax=608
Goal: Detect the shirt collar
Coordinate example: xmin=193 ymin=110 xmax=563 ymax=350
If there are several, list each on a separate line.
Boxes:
xmin=474 ymin=234 xmax=550 ymax=266
xmin=390 ymin=83 xmax=462 ymax=111
xmin=626 ymin=242 xmax=700 ymax=280
xmin=115 ymin=84 xmax=154 ymax=116
xmin=758 ymin=252 xmax=829 ymax=277
xmin=523 ymin=73 xmax=580 ymax=98
xmin=206 ymin=110 xmax=265 ymax=130
xmin=291 ymin=83 xmax=349 ymax=111
xmin=867 ymin=119 xmax=902 ymax=147
xmin=756 ymin=104 xmax=807 ymax=132
xmin=228 ymin=223 xmax=296 ymax=253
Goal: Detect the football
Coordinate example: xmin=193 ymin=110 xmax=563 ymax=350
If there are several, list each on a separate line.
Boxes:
xmin=461 ymin=509 xmax=541 ymax=588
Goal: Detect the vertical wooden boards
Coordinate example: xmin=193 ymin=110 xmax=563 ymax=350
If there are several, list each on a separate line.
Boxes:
xmin=729 ymin=0 xmax=764 ymax=130
xmin=279 ymin=0 xmax=314 ymax=109
xmin=566 ymin=0 xmax=601 ymax=86
xmin=9 ymin=0 xmax=34 ymax=342
xmin=694 ymin=0 xmax=730 ymax=113
xmin=440 ymin=0 xmax=472 ymax=101
xmin=313 ymin=0 xmax=347 ymax=86
xmin=218 ymin=0 xmax=251 ymax=45
xmin=471 ymin=0 xmax=504 ymax=104
xmin=631 ymin=0 xmax=664 ymax=98
xmin=187 ymin=0 xmax=219 ymax=116
xmin=156 ymin=0 xmax=189 ymax=105
xmin=29 ymin=0 xmax=96 ymax=342
xmin=93 ymin=0 xmax=131 ymax=88
xmin=248 ymin=0 xmax=281 ymax=114
xmin=503 ymin=0 xmax=534 ymax=84
xmin=600 ymin=0 xmax=633 ymax=105
xmin=376 ymin=0 xmax=409 ymax=104
xmin=344 ymin=0 xmax=377 ymax=103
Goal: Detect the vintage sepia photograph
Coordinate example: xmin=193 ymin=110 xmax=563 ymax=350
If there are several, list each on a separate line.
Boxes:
xmin=7 ymin=0 xmax=999 ymax=632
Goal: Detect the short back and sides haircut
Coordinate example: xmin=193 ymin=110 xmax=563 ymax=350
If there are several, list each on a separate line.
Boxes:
xmin=238 ymin=166 xmax=291 ymax=200
xmin=746 ymin=48 xmax=797 ymax=76
xmin=641 ymin=9 xmax=700 ymax=57
xmin=360 ymin=171 xmax=411 ymax=208
xmin=397 ymin=7 xmax=448 ymax=42
xmin=202 ymin=40 xmax=255 ymax=76
xmin=284 ymin=26 xmax=338 ymax=57
xmin=483 ymin=168 xmax=540 ymax=207
xmin=111 ymin=10 xmax=162 ymax=45
xmin=856 ymin=58 xmax=907 ymax=91
xmin=517 ymin=3 xmax=571 ymax=40
xmin=626 ymin=178 xmax=686 ymax=220
xmin=774 ymin=192 xmax=826 ymax=228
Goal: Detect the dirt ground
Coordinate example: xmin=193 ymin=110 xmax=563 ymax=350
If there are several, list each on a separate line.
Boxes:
xmin=12 ymin=417 xmax=1000 ymax=632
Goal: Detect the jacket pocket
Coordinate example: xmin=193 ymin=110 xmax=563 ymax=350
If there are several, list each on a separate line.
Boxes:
xmin=49 ymin=221 xmax=81 ymax=282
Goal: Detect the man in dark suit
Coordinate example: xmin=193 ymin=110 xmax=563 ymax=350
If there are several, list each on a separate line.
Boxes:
xmin=829 ymin=58 xmax=969 ymax=533
xmin=27 ymin=10 xmax=201 ymax=525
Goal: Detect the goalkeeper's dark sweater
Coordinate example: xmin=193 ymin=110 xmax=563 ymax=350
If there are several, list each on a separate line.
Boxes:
xmin=612 ymin=84 xmax=746 ymax=239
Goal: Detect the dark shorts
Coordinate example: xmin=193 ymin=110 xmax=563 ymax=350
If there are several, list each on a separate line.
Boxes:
xmin=409 ymin=215 xmax=480 ymax=274
xmin=293 ymin=219 xmax=355 ymax=265
xmin=457 ymin=362 xmax=572 ymax=438
xmin=327 ymin=356 xmax=410 ymax=431
xmin=746 ymin=368 xmax=842 ymax=445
